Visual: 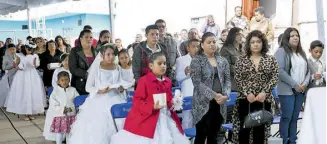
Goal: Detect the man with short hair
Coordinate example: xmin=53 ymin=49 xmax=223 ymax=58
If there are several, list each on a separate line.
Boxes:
xmin=229 ymin=6 xmax=249 ymax=30
xmin=179 ymin=28 xmax=199 ymax=56
xmin=180 ymin=29 xmax=188 ymax=41
xmin=74 ymin=25 xmax=98 ymax=47
xmin=249 ymin=6 xmax=274 ymax=43
xmin=155 ymin=19 xmax=179 ymax=86
xmin=127 ymin=34 xmax=142 ymax=57
xmin=132 ymin=25 xmax=175 ymax=88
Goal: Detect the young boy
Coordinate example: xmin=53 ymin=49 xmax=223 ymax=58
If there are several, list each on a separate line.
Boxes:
xmin=308 ymin=40 xmax=326 ymax=88
xmin=175 ymin=38 xmax=199 ymax=129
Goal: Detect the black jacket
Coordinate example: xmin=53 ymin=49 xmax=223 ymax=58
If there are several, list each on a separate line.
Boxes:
xmin=0 ymin=46 xmax=7 ymax=73
xmin=69 ymin=47 xmax=97 ymax=95
xmin=39 ymin=49 xmax=63 ymax=87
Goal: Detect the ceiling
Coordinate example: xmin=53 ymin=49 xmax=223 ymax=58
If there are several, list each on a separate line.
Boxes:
xmin=0 ymin=0 xmax=78 ymax=15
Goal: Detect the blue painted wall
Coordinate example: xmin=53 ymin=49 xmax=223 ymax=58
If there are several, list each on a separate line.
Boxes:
xmin=0 ymin=13 xmax=111 ymax=44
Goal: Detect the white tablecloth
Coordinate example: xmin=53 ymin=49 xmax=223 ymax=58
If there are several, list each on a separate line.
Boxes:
xmin=298 ymin=87 xmax=326 ymax=144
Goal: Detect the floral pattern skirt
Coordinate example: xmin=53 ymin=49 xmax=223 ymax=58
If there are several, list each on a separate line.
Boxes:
xmin=50 ymin=116 xmax=76 ymax=133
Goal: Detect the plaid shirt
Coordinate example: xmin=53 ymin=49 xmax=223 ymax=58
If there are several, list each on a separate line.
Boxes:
xmin=230 ymin=15 xmax=249 ymax=30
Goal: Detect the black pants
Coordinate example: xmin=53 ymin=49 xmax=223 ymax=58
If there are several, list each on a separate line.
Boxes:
xmin=195 ymin=100 xmax=223 ymax=144
xmin=237 ymin=99 xmax=271 ymax=144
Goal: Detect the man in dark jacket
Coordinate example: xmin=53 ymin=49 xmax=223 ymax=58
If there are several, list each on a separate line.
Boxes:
xmin=155 ymin=19 xmax=179 ymax=86
xmin=132 ymin=25 xmax=176 ymax=88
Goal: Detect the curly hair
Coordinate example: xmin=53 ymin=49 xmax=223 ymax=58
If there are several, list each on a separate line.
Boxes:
xmin=244 ymin=30 xmax=269 ymax=57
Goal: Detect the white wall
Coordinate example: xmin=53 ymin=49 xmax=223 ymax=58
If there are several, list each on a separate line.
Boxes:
xmin=297 ymin=0 xmax=326 ymax=57
xmin=114 ymin=0 xmax=244 ymax=46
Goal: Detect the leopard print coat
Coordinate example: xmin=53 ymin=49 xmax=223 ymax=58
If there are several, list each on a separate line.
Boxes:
xmin=232 ymin=54 xmax=279 ymax=144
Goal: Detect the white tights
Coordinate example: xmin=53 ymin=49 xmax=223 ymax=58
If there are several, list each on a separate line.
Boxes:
xmin=56 ymin=133 xmax=69 ymax=144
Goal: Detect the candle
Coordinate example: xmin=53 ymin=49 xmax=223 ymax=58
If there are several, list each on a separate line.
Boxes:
xmin=316 ymin=65 xmax=323 ymax=85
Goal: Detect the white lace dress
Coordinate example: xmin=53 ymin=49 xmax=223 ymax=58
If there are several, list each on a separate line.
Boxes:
xmin=68 ymin=66 xmax=131 ymax=144
xmin=111 ymin=107 xmax=190 ymax=144
xmin=5 ymin=54 xmax=46 ymax=114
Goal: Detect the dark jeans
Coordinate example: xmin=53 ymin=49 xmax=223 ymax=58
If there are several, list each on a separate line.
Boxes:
xmin=279 ymin=90 xmax=304 ymax=144
xmin=237 ymin=99 xmax=271 ymax=144
xmin=195 ymin=100 xmax=223 ymax=144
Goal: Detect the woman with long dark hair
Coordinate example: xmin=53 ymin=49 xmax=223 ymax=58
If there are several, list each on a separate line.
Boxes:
xmin=96 ymin=30 xmax=113 ymax=50
xmin=220 ymin=27 xmax=243 ymax=92
xmin=232 ymin=30 xmax=279 ymax=144
xmin=69 ymin=29 xmax=97 ymax=95
xmin=275 ymin=27 xmax=310 ymax=144
xmin=55 ymin=35 xmax=71 ymax=53
xmin=190 ymin=32 xmax=231 ymax=144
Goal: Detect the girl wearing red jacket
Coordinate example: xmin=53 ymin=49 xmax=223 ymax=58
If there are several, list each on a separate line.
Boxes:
xmin=111 ymin=52 xmax=190 ymax=144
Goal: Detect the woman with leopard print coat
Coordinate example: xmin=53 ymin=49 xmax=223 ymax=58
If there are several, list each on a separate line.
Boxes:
xmin=232 ymin=30 xmax=279 ymax=144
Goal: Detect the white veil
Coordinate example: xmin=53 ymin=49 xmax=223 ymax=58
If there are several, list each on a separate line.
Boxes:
xmin=85 ymin=44 xmax=133 ymax=98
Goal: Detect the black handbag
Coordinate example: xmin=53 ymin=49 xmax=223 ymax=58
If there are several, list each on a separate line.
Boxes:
xmin=243 ymin=102 xmax=273 ymax=128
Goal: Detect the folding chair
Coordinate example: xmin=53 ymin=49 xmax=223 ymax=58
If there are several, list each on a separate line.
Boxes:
xmin=181 ymin=96 xmax=196 ymax=141
xmin=111 ymin=102 xmax=133 ymax=132
xmin=47 ymin=87 xmax=54 ymax=97
xmin=74 ymin=95 xmax=88 ymax=108
xmin=221 ymin=92 xmax=238 ymax=144
xmin=126 ymin=90 xmax=135 ymax=103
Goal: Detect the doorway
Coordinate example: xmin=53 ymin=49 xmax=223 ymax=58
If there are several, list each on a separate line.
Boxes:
xmin=242 ymin=0 xmax=276 ymax=20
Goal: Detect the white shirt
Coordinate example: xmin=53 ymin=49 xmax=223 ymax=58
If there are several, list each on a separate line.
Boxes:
xmin=291 ymin=54 xmax=307 ymax=85
xmin=176 ymin=54 xmax=194 ymax=96
xmin=146 ymin=44 xmax=161 ymax=53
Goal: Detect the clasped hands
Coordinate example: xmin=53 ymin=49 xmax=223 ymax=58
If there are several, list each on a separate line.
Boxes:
xmin=97 ymin=86 xmax=125 ymax=94
xmin=215 ymin=93 xmax=228 ymax=104
xmin=63 ymin=107 xmax=73 ymax=114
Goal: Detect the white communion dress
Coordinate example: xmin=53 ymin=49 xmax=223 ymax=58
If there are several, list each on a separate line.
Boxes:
xmin=110 ymin=107 xmax=190 ymax=144
xmin=5 ymin=54 xmax=46 ymax=114
xmin=120 ymin=67 xmax=135 ymax=91
xmin=68 ymin=64 xmax=132 ymax=144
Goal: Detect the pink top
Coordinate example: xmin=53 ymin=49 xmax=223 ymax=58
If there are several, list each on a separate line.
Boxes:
xmin=86 ymin=57 xmax=95 ymax=65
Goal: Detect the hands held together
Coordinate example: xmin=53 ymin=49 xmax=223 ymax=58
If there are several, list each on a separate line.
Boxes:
xmin=295 ymin=84 xmax=306 ymax=93
xmin=247 ymin=92 xmax=266 ymax=103
xmin=98 ymin=87 xmax=112 ymax=94
xmin=215 ymin=93 xmax=228 ymax=104
xmin=98 ymin=86 xmax=125 ymax=94
xmin=63 ymin=107 xmax=73 ymax=114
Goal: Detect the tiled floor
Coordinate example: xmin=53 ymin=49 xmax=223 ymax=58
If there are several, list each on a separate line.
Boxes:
xmin=0 ymin=111 xmax=52 ymax=144
xmin=0 ymin=109 xmax=301 ymax=144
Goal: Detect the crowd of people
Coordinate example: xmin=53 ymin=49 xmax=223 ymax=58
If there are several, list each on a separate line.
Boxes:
xmin=0 ymin=5 xmax=325 ymax=144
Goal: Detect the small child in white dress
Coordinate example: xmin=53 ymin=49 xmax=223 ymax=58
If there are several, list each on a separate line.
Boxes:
xmin=43 ymin=71 xmax=79 ymax=144
xmin=118 ymin=49 xmax=135 ymax=95
xmin=5 ymin=43 xmax=46 ymax=121
xmin=51 ymin=53 xmax=72 ymax=88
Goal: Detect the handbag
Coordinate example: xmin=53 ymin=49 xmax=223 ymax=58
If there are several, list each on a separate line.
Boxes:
xmin=243 ymin=102 xmax=273 ymax=128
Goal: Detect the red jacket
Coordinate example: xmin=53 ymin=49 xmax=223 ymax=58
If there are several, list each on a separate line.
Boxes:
xmin=123 ymin=73 xmax=184 ymax=138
